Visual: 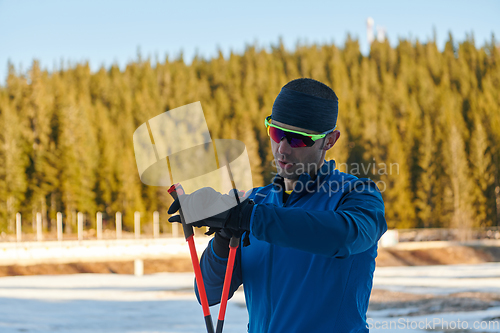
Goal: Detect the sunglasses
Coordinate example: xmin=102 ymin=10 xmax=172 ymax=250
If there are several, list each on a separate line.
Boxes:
xmin=265 ymin=116 xmax=335 ymax=148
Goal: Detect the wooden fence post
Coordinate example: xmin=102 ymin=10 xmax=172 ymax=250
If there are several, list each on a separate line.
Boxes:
xmin=16 ymin=213 xmax=21 ymax=242
xmin=57 ymin=212 xmax=63 ymax=241
xmin=134 ymin=211 xmax=140 ymax=239
xmin=172 ymin=222 xmax=179 ymax=238
xmin=96 ymin=212 xmax=103 ymax=240
xmin=153 ymin=211 xmax=159 ymax=238
xmin=116 ymin=212 xmax=122 ymax=239
xmin=134 ymin=259 xmax=144 ymax=276
xmin=36 ymin=213 xmax=43 ymax=241
xmin=77 ymin=212 xmax=83 ymax=241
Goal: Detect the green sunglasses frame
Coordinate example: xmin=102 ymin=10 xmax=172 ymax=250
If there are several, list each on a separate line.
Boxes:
xmin=265 ymin=115 xmax=335 ymax=142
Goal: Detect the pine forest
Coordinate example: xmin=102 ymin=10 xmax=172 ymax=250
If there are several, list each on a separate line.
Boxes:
xmin=1 ymin=35 xmax=499 ymax=234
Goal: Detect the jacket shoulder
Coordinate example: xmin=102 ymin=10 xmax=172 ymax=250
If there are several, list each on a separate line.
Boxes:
xmin=321 ymin=170 xmax=383 ymax=200
xmin=322 ymin=170 xmax=358 ymax=192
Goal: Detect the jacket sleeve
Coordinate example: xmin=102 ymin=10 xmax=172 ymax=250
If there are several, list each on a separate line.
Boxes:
xmin=195 ymin=238 xmax=243 ymax=306
xmin=250 ymin=179 xmax=387 ymax=258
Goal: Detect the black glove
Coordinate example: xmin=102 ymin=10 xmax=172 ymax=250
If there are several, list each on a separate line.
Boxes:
xmin=168 ymin=187 xmax=254 ymax=240
xmin=212 ymin=229 xmax=237 ymax=258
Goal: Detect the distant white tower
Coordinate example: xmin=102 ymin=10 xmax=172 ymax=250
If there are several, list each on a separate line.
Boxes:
xmin=376 ymin=26 xmax=386 ymax=42
xmin=367 ymin=17 xmax=375 ymax=45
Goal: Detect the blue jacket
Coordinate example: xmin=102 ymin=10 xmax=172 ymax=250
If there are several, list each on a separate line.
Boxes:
xmin=198 ymin=160 xmax=387 ymax=332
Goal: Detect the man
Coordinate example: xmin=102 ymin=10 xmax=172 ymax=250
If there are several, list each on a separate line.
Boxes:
xmin=169 ymin=78 xmax=387 ymax=332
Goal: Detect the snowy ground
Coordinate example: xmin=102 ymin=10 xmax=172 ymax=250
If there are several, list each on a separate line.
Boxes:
xmin=368 ymin=263 xmax=500 ymax=332
xmin=0 ymin=263 xmax=499 ymax=332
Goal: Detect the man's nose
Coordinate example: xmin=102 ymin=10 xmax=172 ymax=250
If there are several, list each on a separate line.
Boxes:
xmin=277 ymin=137 xmax=292 ymax=155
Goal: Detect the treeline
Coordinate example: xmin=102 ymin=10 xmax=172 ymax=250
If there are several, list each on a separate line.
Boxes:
xmin=0 ymin=34 xmax=499 ymax=232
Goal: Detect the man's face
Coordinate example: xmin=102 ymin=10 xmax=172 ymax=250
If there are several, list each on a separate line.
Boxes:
xmin=270 ymin=119 xmax=339 ymax=180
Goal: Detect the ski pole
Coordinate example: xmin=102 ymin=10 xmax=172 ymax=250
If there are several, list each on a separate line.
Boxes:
xmin=214 ymin=167 xmax=242 ymax=333
xmin=168 ymin=183 xmax=215 ymax=333
xmin=215 ymin=234 xmax=240 ymax=333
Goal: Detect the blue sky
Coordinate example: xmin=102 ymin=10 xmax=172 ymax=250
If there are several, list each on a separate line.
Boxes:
xmin=1 ymin=0 xmax=499 ymax=83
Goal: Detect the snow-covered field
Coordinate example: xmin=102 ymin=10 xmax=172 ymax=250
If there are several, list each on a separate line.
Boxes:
xmin=369 ymin=263 xmax=500 ymax=332
xmin=0 ymin=263 xmax=499 ymax=332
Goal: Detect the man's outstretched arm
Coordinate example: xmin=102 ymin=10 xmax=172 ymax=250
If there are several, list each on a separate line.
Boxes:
xmin=251 ymin=179 xmax=387 ymax=258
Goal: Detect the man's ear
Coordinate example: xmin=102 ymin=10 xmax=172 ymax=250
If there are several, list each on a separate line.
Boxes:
xmin=322 ymin=130 xmax=340 ymax=150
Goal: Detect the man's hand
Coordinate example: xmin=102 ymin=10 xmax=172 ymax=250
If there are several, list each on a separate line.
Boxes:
xmin=167 ymin=187 xmax=254 ymax=236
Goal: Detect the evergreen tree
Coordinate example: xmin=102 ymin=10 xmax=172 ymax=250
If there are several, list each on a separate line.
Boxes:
xmin=0 ymin=88 xmax=28 ymax=231
xmin=469 ymin=114 xmax=494 ymax=226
